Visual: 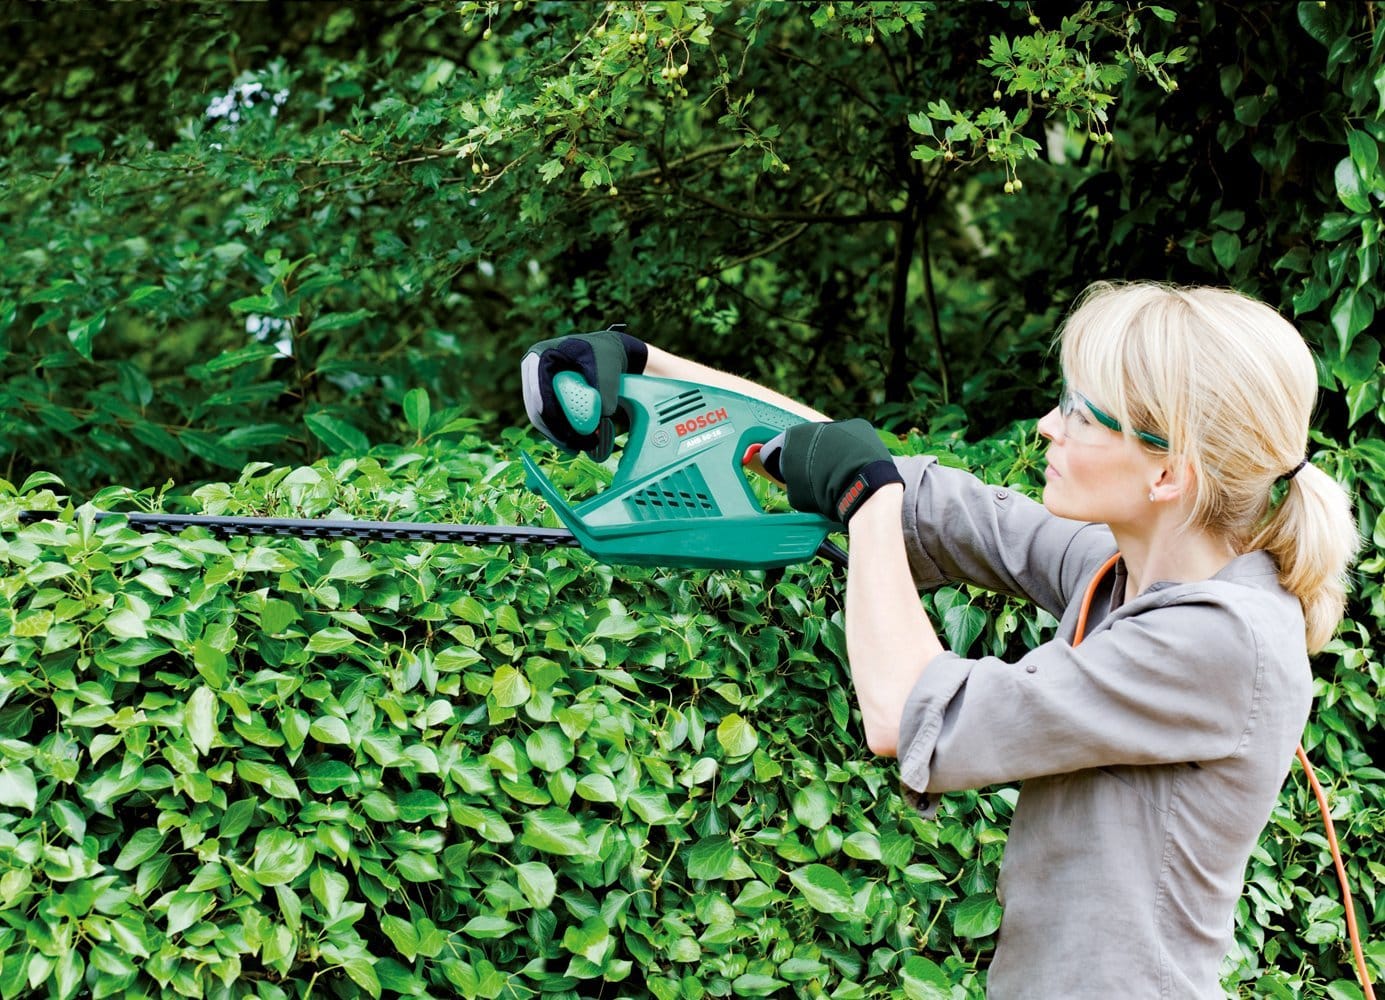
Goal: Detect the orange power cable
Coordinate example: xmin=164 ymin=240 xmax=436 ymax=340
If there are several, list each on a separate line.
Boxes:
xmin=1074 ymin=558 xmax=1376 ymax=996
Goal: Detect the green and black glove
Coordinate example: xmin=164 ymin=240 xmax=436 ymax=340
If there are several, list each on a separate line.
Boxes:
xmin=759 ymin=419 xmax=903 ymax=524
xmin=521 ymin=328 xmax=648 ymax=460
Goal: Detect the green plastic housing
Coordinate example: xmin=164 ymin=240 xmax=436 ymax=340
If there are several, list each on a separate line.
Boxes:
xmin=523 ymin=373 xmax=838 ymax=569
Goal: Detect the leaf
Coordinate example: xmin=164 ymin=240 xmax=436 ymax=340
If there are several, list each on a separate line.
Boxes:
xmin=105 ymin=607 xmax=149 ymax=640
xmin=788 ymin=864 xmax=860 ymax=919
xmin=115 ymin=827 xmax=167 ymax=870
xmin=461 ymin=915 xmax=519 ymax=939
xmin=901 ymin=955 xmax=953 ymax=1000
xmin=952 ymin=892 xmax=1003 ymax=938
xmin=1334 ymin=156 xmax=1371 ymax=213
xmin=491 ymin=665 xmax=531 ymax=708
xmin=186 ymin=685 xmax=217 ymax=755
xmin=516 ymin=861 xmax=557 ymax=909
xmin=686 ymin=835 xmax=735 ymax=880
xmin=67 ymin=311 xmax=106 ymax=361
xmin=942 ymin=603 xmax=987 ymax=655
xmin=381 ymin=913 xmax=420 ymax=960
xmin=0 ymin=765 xmax=37 ymax=812
xmin=1211 ymin=230 xmax=1241 ymax=270
xmin=403 ymin=387 xmax=431 ymax=434
xmin=306 ymin=308 xmax=375 ymax=333
xmin=305 ymin=412 xmax=371 ymax=454
xmin=520 ymin=808 xmax=588 ymax=856
xmin=716 ymin=712 xmax=759 ymax=758
xmin=791 ymin=781 xmax=834 ymax=831
xmin=309 ymin=716 xmax=351 ymax=744
xmin=252 ymin=828 xmax=314 ymax=886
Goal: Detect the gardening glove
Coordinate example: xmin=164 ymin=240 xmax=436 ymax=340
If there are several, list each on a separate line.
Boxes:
xmin=521 ymin=328 xmax=648 ymax=461
xmin=759 ymin=419 xmax=903 ymax=524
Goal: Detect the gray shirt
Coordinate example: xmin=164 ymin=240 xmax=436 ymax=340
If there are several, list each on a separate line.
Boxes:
xmin=894 ymin=457 xmax=1311 ymax=999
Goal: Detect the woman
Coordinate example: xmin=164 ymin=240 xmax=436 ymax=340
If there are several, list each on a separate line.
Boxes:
xmin=520 ymin=281 xmax=1358 ymax=997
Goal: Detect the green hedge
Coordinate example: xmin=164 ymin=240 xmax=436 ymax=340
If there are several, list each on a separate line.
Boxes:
xmin=0 ymin=423 xmax=1379 ymax=998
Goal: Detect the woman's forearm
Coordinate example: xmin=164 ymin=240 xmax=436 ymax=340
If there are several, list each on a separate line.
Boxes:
xmin=845 ymin=485 xmax=945 ymax=757
xmin=643 ymin=345 xmax=829 ymax=423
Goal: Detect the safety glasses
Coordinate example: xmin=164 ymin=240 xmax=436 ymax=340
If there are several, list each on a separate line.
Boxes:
xmin=1059 ymin=385 xmax=1170 ymax=450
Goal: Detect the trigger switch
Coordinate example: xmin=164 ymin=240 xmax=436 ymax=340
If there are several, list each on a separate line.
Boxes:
xmin=554 ymin=371 xmax=601 ymax=435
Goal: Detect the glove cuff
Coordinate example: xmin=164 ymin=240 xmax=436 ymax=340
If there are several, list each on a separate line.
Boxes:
xmin=619 ymin=333 xmax=648 ymax=374
xmin=836 ymin=459 xmax=904 ymax=523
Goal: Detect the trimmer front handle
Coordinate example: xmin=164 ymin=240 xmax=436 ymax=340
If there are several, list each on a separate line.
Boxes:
xmin=523 ymin=373 xmax=841 ymax=569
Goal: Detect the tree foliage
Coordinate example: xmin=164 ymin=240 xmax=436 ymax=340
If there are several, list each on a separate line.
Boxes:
xmin=1 ymin=1 xmax=1382 ymax=997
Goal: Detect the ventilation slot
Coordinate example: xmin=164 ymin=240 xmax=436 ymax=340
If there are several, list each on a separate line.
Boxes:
xmin=627 ymin=467 xmax=721 ymax=521
xmin=656 ymin=390 xmax=707 ymax=425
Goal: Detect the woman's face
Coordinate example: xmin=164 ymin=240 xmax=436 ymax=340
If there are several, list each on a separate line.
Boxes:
xmin=1037 ymin=387 xmax=1166 ymax=530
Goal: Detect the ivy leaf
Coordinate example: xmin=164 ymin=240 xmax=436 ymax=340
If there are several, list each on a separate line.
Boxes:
xmin=716 ymin=713 xmax=758 ymax=758
xmin=115 ymin=827 xmax=167 ymax=870
xmin=0 ymin=765 xmax=37 ymax=813
xmin=788 ymin=864 xmax=861 ymax=919
xmin=901 ymin=955 xmax=953 ymax=1000
xmin=686 ymin=835 xmax=736 ymax=880
xmin=943 ymin=603 xmax=987 ymax=656
xmin=185 ymin=686 xmax=217 ymax=755
xmin=516 ymin=861 xmax=557 ymax=909
xmin=491 ymin=665 xmax=531 ymax=708
xmin=381 ymin=914 xmax=420 ymax=960
xmin=952 ymin=893 xmax=1003 ymax=938
xmin=520 ymin=808 xmax=589 ymax=856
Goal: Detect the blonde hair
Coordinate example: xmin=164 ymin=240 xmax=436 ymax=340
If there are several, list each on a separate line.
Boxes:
xmin=1058 ymin=280 xmax=1359 ymax=652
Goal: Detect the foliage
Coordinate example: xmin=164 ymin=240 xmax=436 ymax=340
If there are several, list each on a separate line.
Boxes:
xmin=1 ymin=434 xmax=1034 ymax=999
xmin=1 ymin=0 xmax=1383 ymax=997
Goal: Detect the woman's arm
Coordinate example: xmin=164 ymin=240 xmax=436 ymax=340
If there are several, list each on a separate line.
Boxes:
xmin=846 ymin=484 xmax=946 ymax=757
xmin=643 ymin=345 xmax=829 ymax=423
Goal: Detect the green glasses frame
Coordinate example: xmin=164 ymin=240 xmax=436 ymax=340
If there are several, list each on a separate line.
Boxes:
xmin=1059 ymin=385 xmax=1170 ymax=450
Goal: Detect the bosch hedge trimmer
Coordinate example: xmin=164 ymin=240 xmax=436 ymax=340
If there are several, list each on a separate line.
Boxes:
xmin=21 ymin=373 xmax=847 ymax=570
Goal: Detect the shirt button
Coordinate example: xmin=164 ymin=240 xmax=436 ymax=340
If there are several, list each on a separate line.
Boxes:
xmin=1025 ymin=664 xmax=1037 ymax=673
xmin=995 ymin=490 xmax=1009 ymax=501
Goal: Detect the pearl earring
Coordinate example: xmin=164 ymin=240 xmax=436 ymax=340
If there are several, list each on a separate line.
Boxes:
xmin=1148 ymin=491 xmax=1156 ymax=502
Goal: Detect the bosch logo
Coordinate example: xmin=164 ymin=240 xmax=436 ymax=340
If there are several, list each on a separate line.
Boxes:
xmin=674 ymin=408 xmax=729 ymax=438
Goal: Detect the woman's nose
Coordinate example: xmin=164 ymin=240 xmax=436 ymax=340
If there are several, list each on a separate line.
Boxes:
xmin=1037 ymin=406 xmax=1062 ymax=442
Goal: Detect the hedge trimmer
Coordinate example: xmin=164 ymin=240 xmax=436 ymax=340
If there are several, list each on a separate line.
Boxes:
xmin=20 ymin=373 xmax=847 ymax=570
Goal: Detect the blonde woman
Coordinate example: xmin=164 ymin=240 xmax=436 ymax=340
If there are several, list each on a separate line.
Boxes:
xmin=520 ymin=281 xmax=1359 ymax=997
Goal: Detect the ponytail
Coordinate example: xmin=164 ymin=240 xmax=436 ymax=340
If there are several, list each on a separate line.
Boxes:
xmin=1246 ymin=462 xmax=1360 ymax=653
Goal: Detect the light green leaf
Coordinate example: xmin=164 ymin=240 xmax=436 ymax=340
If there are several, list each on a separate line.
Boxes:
xmin=686 ymin=835 xmax=735 ymax=880
xmin=309 ymin=716 xmax=351 ymax=745
xmin=716 ymin=713 xmax=759 ymax=758
xmin=952 ymin=892 xmax=1003 ymax=938
xmin=520 ymin=808 xmax=588 ymax=856
xmin=0 ymin=765 xmax=37 ymax=812
xmin=788 ymin=864 xmax=859 ymax=918
xmin=404 ymin=388 xmax=431 ymax=434
xmin=252 ymin=828 xmax=314 ymax=886
xmin=516 ymin=861 xmax=557 ymax=909
xmin=381 ymin=913 xmax=420 ymax=960
xmin=105 ymin=607 xmax=148 ymax=640
xmin=186 ymin=685 xmax=217 ymax=755
xmin=901 ymin=955 xmax=953 ymax=1000
xmin=461 ymin=915 xmax=519 ymax=939
xmin=115 ymin=827 xmax=167 ymax=871
xmin=491 ymin=665 xmax=531 ymax=708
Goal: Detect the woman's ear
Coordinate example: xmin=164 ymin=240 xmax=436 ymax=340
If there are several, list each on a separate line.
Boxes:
xmin=1149 ymin=455 xmax=1196 ymax=504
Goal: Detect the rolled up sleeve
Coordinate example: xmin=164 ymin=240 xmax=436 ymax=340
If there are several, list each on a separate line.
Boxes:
xmin=896 ymin=456 xmax=1115 ymax=618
